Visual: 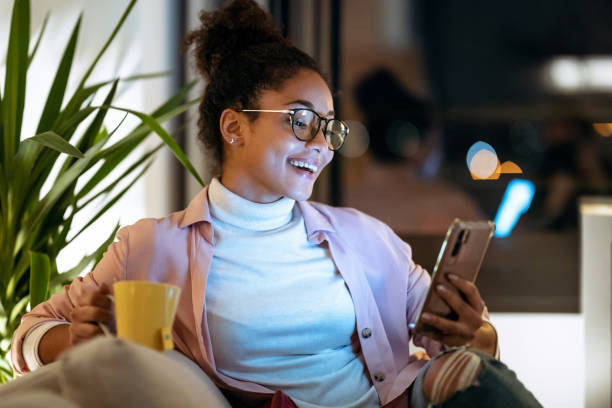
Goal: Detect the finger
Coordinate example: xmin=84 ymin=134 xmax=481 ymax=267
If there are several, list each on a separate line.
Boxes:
xmin=78 ymin=291 xmax=113 ymax=309
xmin=70 ymin=332 xmax=101 ymax=346
xmin=435 ymin=285 xmax=483 ymax=332
xmin=71 ymin=306 xmax=114 ymax=324
xmin=438 ymin=335 xmax=473 ymax=348
xmin=90 ymin=291 xmax=113 ymax=309
xmin=423 ymin=330 xmax=443 ymax=343
xmin=70 ymin=322 xmax=103 ymax=339
xmin=447 ymin=274 xmax=485 ymax=314
xmin=421 ymin=312 xmax=474 ymax=340
xmin=435 ymin=284 xmax=477 ymax=322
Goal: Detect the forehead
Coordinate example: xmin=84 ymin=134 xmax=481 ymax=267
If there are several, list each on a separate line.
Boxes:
xmin=258 ymin=69 xmax=333 ymax=114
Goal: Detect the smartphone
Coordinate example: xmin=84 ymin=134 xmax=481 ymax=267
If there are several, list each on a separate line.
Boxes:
xmin=410 ymin=219 xmax=495 ymax=336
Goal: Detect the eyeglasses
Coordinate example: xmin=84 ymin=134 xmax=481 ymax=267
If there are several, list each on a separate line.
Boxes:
xmin=238 ymin=108 xmax=349 ymax=151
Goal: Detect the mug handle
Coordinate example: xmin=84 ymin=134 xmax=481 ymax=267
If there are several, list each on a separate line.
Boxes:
xmin=98 ymin=294 xmax=115 ymax=337
xmin=160 ymin=327 xmax=174 ymax=350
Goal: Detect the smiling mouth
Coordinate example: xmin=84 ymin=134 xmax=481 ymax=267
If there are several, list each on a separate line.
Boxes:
xmin=289 ymin=159 xmax=319 ymax=174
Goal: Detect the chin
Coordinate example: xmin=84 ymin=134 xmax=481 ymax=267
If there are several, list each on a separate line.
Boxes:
xmin=286 ymin=186 xmax=314 ymax=202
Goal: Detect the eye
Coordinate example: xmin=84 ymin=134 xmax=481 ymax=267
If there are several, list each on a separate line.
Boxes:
xmin=294 ymin=118 xmax=308 ymax=129
xmin=292 ymin=110 xmax=313 ymax=129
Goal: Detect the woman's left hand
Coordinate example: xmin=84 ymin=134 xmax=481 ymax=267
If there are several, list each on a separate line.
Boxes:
xmin=420 ymin=273 xmax=485 ymax=347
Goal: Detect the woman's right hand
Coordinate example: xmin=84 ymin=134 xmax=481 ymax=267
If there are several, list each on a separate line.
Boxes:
xmin=68 ymin=282 xmax=115 ymax=345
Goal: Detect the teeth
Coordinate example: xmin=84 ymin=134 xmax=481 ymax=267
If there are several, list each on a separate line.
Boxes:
xmin=289 ymin=160 xmax=318 ymax=173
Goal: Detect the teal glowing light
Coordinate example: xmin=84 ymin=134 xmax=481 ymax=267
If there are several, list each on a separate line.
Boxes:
xmin=494 ymin=179 xmax=535 ymax=237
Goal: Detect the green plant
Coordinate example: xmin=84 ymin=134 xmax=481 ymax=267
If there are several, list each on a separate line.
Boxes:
xmin=0 ymin=0 xmax=204 ymax=382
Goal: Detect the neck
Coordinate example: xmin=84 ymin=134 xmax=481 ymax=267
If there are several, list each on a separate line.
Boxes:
xmin=219 ymin=172 xmax=282 ymax=204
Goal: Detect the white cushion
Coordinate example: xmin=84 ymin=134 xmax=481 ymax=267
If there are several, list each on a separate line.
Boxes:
xmin=56 ymin=337 xmax=231 ymax=408
xmin=0 ymin=390 xmax=80 ymax=408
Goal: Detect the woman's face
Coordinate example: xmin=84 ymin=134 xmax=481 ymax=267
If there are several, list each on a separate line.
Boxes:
xmin=221 ymin=69 xmax=335 ymax=203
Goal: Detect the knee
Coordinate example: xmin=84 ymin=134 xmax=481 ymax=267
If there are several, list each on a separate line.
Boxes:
xmin=422 ymin=349 xmax=483 ymax=404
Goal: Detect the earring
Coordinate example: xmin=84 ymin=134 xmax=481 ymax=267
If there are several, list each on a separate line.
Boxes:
xmin=229 ymin=138 xmax=237 ymax=144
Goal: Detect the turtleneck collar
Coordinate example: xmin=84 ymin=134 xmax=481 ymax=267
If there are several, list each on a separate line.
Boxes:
xmin=207 ymin=177 xmax=296 ymax=231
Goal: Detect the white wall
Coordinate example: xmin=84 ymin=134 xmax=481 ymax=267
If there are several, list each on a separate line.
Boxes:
xmin=491 ymin=313 xmax=584 ymax=408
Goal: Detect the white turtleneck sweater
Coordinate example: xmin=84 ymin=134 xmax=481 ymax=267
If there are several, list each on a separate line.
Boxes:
xmin=206 ymin=178 xmax=379 ymax=408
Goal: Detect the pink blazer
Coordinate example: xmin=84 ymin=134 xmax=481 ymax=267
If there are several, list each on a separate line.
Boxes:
xmin=12 ymin=187 xmax=444 ymax=405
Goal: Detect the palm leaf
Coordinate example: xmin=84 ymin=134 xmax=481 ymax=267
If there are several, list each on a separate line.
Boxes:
xmin=2 ymin=0 xmax=29 ymax=166
xmin=108 ymin=106 xmax=204 ymax=186
xmin=121 ymin=71 xmax=171 ymax=81
xmin=55 ymin=106 xmax=97 ymax=137
xmin=69 ymin=159 xmax=153 ymax=244
xmin=0 ymin=164 xmax=7 ymax=231
xmin=55 ymin=73 xmax=166 ymax=130
xmin=56 ymin=80 xmax=118 ymax=178
xmin=76 ymin=0 xmax=136 ymax=90
xmin=50 ymin=222 xmax=120 ymax=287
xmin=18 ymin=135 xmax=110 ymax=252
xmin=29 ymin=251 xmax=50 ymax=308
xmin=0 ymin=85 xmax=3 ymax=145
xmin=97 ymin=80 xmax=197 ymax=160
xmin=82 ymin=93 xmax=198 ymax=196
xmin=25 ymin=132 xmax=84 ymax=158
xmin=8 ymin=296 xmax=29 ymax=329
xmin=18 ymin=106 xmax=97 ymax=218
xmin=28 ymin=11 xmax=49 ymax=67
xmin=36 ymin=14 xmax=82 ymax=134
xmin=50 ymin=212 xmax=75 ymax=257
xmin=53 ymin=83 xmax=111 ymax=135
xmin=75 ymin=80 xmax=118 ymax=153
xmin=76 ymin=142 xmax=162 ymax=204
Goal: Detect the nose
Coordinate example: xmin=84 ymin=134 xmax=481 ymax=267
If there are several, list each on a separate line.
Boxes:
xmin=306 ymin=124 xmax=328 ymax=152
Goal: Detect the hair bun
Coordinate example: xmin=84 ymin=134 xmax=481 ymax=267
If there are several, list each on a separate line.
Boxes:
xmin=185 ymin=0 xmax=288 ymax=80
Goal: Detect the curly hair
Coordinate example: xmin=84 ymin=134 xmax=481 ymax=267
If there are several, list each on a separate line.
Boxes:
xmin=183 ymin=0 xmax=326 ymax=175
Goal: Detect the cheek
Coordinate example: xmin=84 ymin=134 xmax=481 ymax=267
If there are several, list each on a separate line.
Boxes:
xmin=321 ymin=151 xmax=334 ymax=169
xmin=261 ymin=140 xmax=294 ymax=169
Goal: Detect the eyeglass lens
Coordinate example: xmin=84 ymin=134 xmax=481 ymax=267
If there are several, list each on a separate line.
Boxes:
xmin=292 ymin=109 xmax=347 ymax=150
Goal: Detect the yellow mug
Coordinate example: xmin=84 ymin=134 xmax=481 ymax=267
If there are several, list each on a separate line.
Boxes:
xmin=113 ymin=281 xmax=181 ymax=352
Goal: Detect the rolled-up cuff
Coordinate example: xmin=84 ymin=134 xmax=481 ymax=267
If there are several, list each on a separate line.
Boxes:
xmin=481 ymin=317 xmax=500 ymax=359
xmin=22 ymin=321 xmax=70 ymax=371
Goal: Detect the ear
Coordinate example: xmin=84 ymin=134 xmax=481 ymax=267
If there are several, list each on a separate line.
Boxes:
xmin=219 ymin=109 xmax=246 ymax=146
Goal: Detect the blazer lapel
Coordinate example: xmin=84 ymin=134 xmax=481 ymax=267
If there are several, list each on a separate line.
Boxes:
xmin=191 ymin=221 xmax=215 ymax=366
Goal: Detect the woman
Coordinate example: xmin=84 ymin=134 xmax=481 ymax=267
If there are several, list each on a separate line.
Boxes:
xmin=10 ymin=1 xmax=540 ymax=407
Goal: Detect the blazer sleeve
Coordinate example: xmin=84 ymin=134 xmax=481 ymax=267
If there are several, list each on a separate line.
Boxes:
xmin=10 ymin=226 xmax=130 ymax=374
xmin=404 ymin=255 xmax=446 ymax=357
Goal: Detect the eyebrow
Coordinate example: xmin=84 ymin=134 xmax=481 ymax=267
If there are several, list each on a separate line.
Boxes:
xmin=284 ymin=99 xmax=334 ymax=116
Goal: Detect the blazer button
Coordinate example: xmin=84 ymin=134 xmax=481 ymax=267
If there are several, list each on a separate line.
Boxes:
xmin=374 ymin=372 xmax=386 ymax=382
xmin=361 ymin=327 xmax=372 ymax=338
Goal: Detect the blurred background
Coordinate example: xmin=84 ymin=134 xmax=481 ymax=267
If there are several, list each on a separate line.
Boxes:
xmin=3 ymin=0 xmax=612 ymax=406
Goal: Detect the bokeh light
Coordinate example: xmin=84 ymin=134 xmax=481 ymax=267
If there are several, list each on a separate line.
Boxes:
xmin=593 ymin=123 xmax=612 ymax=137
xmin=467 ymin=141 xmax=498 ymax=178
xmin=385 ymin=120 xmax=422 ymax=158
xmin=339 ymin=120 xmax=370 ymax=158
xmin=494 ymin=179 xmax=535 ymax=237
xmin=548 ymin=57 xmax=582 ymax=90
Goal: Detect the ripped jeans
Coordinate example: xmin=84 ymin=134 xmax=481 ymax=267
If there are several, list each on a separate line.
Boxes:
xmin=410 ymin=348 xmax=543 ymax=408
